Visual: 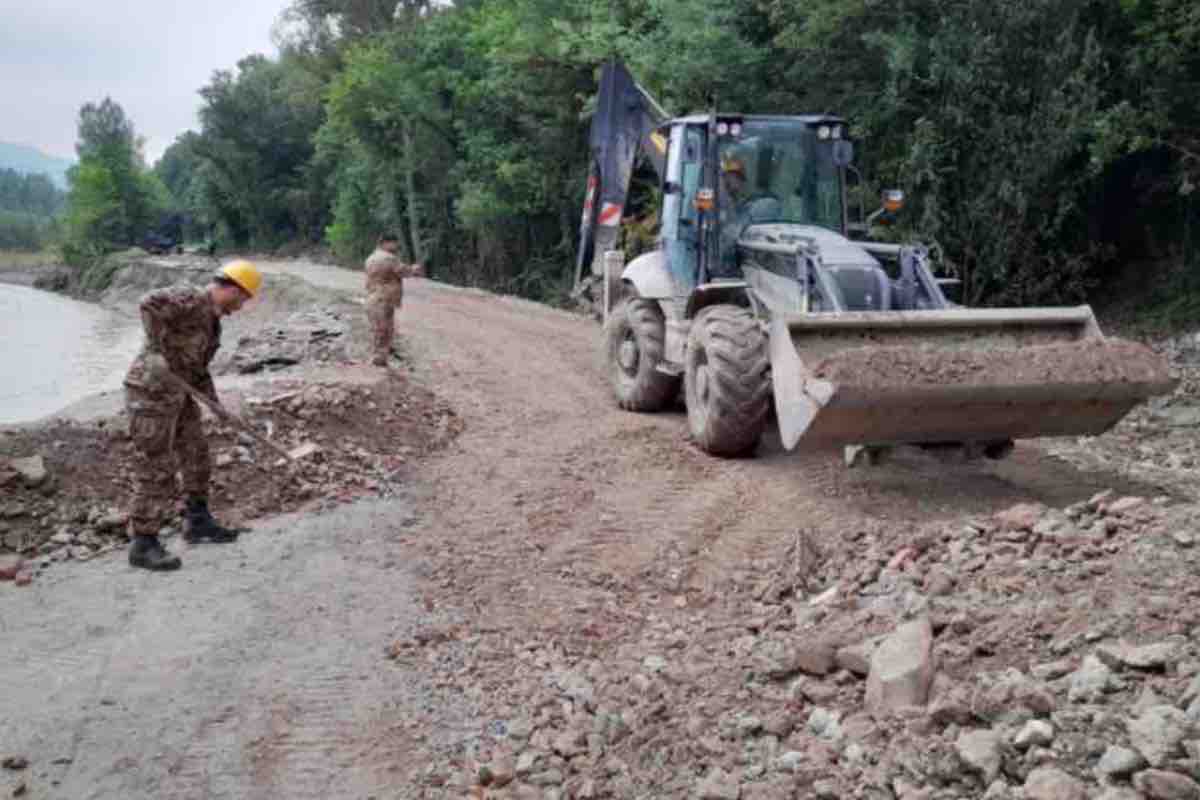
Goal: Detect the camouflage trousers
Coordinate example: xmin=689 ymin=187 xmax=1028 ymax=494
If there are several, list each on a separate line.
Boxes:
xmin=124 ymin=385 xmax=210 ymax=536
xmin=366 ymin=295 xmax=398 ymax=364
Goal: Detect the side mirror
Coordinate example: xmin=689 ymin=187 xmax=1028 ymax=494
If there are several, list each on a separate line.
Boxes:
xmin=832 ymin=140 xmax=854 ymax=168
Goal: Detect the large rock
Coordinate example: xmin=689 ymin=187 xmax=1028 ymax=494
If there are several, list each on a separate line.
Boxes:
xmin=1014 ymin=720 xmax=1055 ymax=750
xmin=9 ymin=456 xmax=47 ymax=488
xmin=1096 ymin=641 xmax=1177 ymax=672
xmin=1068 ymin=655 xmax=1116 ymax=703
xmin=956 ymin=729 xmax=1003 ymax=783
xmin=1024 ymin=767 xmax=1087 ymax=800
xmin=1095 ymin=746 xmax=1146 ymax=781
xmin=760 ymin=638 xmax=836 ymax=678
xmin=866 ymin=617 xmax=934 ymax=713
xmin=1128 ymin=706 xmax=1192 ymax=767
xmin=1133 ymin=769 xmax=1200 ymax=800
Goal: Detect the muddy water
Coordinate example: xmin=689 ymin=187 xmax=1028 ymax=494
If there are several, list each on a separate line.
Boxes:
xmin=0 ymin=284 xmax=142 ymax=424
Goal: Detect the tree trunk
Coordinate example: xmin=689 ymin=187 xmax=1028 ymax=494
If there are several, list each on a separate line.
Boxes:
xmin=402 ymin=120 xmax=425 ymax=266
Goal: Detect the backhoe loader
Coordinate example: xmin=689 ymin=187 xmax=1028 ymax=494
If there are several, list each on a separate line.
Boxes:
xmin=575 ymin=61 xmax=1175 ymax=461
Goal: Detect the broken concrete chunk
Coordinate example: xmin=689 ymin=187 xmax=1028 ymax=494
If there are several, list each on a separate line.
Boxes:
xmin=1014 ymin=720 xmax=1055 ymax=750
xmin=1132 ymin=769 xmax=1200 ymax=800
xmin=9 ymin=456 xmax=47 ymax=488
xmin=1024 ymin=768 xmax=1087 ymax=800
xmin=1068 ymin=655 xmax=1116 ymax=703
xmin=866 ymin=617 xmax=934 ymax=713
xmin=956 ymin=728 xmax=1003 ymax=783
xmin=1128 ymin=706 xmax=1191 ymax=768
xmin=1096 ymin=746 xmax=1146 ymax=781
xmin=1096 ymin=641 xmax=1177 ymax=672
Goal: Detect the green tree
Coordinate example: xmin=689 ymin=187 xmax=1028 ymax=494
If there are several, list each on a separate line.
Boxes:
xmin=191 ymin=54 xmax=327 ymax=247
xmin=62 ymin=97 xmax=162 ymax=255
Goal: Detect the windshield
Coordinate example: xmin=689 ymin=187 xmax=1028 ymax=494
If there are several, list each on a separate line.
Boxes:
xmin=718 ymin=119 xmax=843 ymax=234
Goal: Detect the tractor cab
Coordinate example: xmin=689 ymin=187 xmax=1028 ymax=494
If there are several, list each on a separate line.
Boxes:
xmin=658 ymin=113 xmax=942 ymax=316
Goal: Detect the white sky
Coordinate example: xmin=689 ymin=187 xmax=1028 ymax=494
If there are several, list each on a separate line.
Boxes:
xmin=0 ymin=0 xmax=286 ymax=164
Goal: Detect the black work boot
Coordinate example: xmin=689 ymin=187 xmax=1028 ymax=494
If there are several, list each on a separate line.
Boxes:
xmin=183 ymin=497 xmax=240 ymax=544
xmin=129 ymin=535 xmax=182 ymax=571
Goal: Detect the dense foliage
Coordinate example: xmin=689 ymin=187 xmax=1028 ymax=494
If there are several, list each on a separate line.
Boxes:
xmin=0 ymin=168 xmax=65 ymax=250
xmin=148 ymin=0 xmax=1197 ymax=305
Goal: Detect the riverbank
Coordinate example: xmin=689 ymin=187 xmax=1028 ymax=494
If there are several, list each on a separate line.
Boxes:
xmin=0 ymin=251 xmax=58 ymax=287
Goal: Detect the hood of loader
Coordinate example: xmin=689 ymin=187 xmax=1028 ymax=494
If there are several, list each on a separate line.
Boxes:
xmin=740 ymin=224 xmax=879 ymax=269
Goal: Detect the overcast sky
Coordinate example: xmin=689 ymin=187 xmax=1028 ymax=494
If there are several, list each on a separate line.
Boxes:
xmin=0 ymin=0 xmax=286 ymax=164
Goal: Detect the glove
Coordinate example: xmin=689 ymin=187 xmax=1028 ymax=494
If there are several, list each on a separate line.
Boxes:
xmin=144 ymin=353 xmax=170 ymax=378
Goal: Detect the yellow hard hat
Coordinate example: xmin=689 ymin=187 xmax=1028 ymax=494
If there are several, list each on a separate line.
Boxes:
xmin=218 ymin=259 xmax=262 ymax=298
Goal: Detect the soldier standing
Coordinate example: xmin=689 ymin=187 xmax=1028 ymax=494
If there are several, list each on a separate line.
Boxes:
xmin=123 ymin=260 xmax=263 ymax=571
xmin=365 ymin=233 xmax=424 ymax=367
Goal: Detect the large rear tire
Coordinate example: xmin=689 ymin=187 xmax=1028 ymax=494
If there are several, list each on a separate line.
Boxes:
xmin=685 ymin=304 xmax=771 ymax=456
xmin=606 ymin=299 xmax=680 ymax=411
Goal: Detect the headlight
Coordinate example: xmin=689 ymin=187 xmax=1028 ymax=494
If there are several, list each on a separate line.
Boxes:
xmin=817 ymin=125 xmax=831 ymax=140
xmin=730 ymin=123 xmax=742 ymax=137
xmin=717 ymin=122 xmax=729 ymax=136
xmin=831 ymin=125 xmax=843 ymax=139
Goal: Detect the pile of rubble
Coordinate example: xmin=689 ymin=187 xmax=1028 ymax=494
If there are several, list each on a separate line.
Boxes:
xmin=391 ymin=492 xmax=1200 ymax=799
xmin=0 ymin=376 xmax=461 ymax=587
xmin=221 ymin=306 xmax=352 ymax=374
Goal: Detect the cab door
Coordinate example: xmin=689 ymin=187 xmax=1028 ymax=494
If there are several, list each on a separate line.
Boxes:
xmin=660 ymin=123 xmax=705 ymax=296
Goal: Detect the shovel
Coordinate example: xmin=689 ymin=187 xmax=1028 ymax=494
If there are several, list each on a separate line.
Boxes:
xmin=160 ymin=369 xmax=307 ymax=466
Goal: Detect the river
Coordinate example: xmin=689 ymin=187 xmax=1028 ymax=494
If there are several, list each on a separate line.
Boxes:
xmin=0 ymin=284 xmax=143 ymax=424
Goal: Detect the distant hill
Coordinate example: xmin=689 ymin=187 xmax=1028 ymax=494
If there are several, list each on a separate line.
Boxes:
xmin=0 ymin=142 xmax=74 ymax=189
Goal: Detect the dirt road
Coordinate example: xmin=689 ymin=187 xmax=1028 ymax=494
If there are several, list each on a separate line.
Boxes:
xmin=3 ymin=258 xmax=1193 ymax=798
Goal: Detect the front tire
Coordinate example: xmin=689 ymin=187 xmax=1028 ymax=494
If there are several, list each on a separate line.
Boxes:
xmin=605 ymin=299 xmax=680 ymax=411
xmin=685 ymin=304 xmax=771 ymax=456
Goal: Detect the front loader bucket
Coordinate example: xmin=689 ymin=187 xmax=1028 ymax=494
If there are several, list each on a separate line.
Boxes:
xmin=768 ymin=307 xmax=1176 ymax=451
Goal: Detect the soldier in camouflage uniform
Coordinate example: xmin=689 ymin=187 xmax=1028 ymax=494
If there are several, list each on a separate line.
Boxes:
xmin=123 ymin=260 xmax=263 ymax=571
xmin=365 ymin=233 xmax=424 ymax=366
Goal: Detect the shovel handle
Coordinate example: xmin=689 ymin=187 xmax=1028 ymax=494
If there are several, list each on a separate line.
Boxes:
xmin=162 ymin=370 xmax=295 ymax=463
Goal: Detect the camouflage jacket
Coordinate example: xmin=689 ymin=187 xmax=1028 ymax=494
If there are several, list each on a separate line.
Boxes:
xmin=124 ymin=285 xmax=220 ymax=398
xmin=365 ymin=248 xmax=418 ymax=305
